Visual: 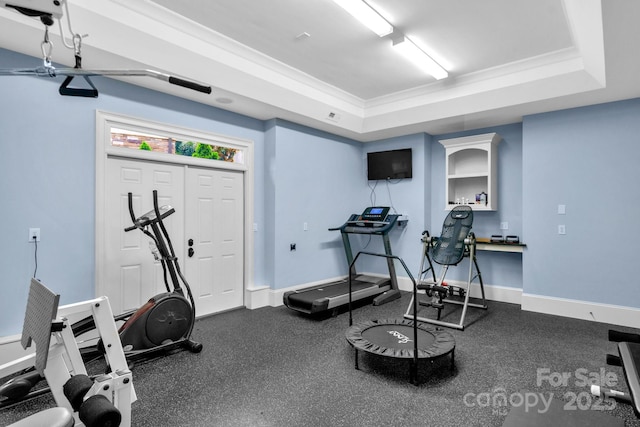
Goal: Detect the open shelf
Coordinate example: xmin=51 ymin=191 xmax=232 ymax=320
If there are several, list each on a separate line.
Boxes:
xmin=440 ymin=133 xmax=501 ymax=211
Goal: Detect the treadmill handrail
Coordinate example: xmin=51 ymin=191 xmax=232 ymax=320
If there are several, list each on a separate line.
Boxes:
xmin=345 ymin=220 xmax=388 ymax=226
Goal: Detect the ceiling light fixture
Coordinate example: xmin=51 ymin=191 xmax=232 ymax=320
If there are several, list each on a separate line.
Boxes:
xmin=332 ymin=0 xmax=393 ymax=37
xmin=392 ymin=35 xmax=448 ymax=80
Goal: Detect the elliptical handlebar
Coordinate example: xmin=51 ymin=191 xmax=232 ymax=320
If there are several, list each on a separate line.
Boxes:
xmin=151 ymin=190 xmax=179 ymax=262
xmin=124 ymin=191 xmax=175 ymax=232
xmin=121 ymin=191 xmax=195 ymax=313
xmin=128 ymin=191 xmax=137 ymax=227
xmin=124 ymin=192 xmax=137 ymax=232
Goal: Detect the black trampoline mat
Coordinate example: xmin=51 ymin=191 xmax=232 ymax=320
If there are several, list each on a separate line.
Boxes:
xmin=361 ymin=324 xmax=435 ymax=349
xmin=346 ymin=318 xmax=455 ymax=359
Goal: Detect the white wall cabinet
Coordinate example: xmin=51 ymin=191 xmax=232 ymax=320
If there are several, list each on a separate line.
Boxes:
xmin=440 ymin=132 xmax=501 ymax=211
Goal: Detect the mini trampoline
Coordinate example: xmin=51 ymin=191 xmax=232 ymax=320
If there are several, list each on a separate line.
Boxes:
xmin=345 ymin=251 xmax=456 ymax=385
xmin=346 ymin=318 xmax=455 ymax=384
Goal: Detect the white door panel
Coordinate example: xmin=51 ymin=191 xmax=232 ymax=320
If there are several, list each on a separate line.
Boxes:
xmin=104 ymin=158 xmax=243 ymax=318
xmin=185 ymin=167 xmax=244 ymax=315
xmin=105 ymin=158 xmax=185 ymax=315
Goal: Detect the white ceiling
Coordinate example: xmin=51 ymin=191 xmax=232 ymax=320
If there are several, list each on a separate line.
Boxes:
xmin=1 ymin=0 xmax=639 ymax=141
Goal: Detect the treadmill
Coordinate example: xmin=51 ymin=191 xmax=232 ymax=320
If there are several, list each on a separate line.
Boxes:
xmin=283 ymin=207 xmax=402 ymax=315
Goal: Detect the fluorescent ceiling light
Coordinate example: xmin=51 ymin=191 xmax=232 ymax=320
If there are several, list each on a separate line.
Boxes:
xmin=393 ymin=36 xmax=448 ymax=80
xmin=333 ymin=0 xmax=393 ymax=37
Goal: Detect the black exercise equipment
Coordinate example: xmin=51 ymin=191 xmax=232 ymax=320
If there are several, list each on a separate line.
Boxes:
xmin=502 ymin=391 xmax=625 ymax=427
xmin=62 ymin=374 xmax=123 ymax=426
xmin=345 ymin=251 xmax=455 ymax=385
xmin=404 ymin=206 xmax=487 ymax=330
xmin=117 ymin=190 xmax=203 ymax=357
xmin=591 ymin=329 xmax=640 ymax=416
xmin=0 ymin=190 xmax=202 ymax=406
xmin=78 ymin=394 xmax=122 ymax=427
xmin=63 ymin=374 xmax=95 ymax=412
xmin=283 ymin=207 xmax=402 ymax=315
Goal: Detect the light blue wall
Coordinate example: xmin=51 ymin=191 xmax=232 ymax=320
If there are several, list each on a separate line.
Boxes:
xmin=431 ymin=124 xmax=524 ymax=287
xmin=522 ymin=99 xmax=640 ymax=307
xmin=0 ymin=48 xmax=265 ymax=336
xmin=357 ymin=134 xmax=430 ymax=280
xmin=3 ymin=46 xmax=640 ymax=337
xmin=263 ymin=127 xmax=429 ymax=288
xmin=266 ymin=120 xmax=364 ymax=288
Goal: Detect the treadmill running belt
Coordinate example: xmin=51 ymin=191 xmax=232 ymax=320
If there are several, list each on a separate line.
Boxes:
xmin=284 ymin=279 xmax=388 ymax=314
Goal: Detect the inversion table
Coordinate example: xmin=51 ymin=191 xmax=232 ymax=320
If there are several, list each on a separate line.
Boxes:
xmin=404 ymin=206 xmax=487 ymax=330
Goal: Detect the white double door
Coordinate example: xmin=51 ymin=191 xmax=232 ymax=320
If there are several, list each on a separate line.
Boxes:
xmin=103 ymin=157 xmax=244 ymax=317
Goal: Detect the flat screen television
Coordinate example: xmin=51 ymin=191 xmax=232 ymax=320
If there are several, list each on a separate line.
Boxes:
xmin=366 ymin=148 xmax=412 ymax=180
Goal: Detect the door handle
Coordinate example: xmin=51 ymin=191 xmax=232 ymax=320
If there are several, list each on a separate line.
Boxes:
xmin=188 ymin=247 xmax=195 ymax=258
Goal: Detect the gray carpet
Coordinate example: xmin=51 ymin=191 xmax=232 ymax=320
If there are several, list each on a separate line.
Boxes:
xmin=2 ymin=293 xmax=640 ymax=426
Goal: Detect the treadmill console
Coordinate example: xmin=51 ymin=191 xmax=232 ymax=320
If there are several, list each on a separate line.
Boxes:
xmin=353 ymin=206 xmax=390 ymax=227
xmin=328 ymin=207 xmax=399 ymax=234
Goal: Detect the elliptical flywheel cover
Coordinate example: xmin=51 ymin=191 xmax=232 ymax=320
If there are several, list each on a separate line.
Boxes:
xmin=146 ymin=297 xmax=192 ymax=345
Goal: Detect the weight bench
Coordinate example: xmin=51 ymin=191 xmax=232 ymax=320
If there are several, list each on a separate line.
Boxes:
xmin=502 ymin=390 xmax=624 ymax=426
xmin=2 ymin=278 xmax=135 ymax=426
xmin=590 ymin=329 xmax=640 ymax=416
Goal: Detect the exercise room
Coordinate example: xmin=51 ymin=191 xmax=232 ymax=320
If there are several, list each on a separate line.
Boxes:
xmin=1 ymin=1 xmax=640 ymax=426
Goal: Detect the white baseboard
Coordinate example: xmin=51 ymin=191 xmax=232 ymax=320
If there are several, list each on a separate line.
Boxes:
xmin=0 ymin=334 xmax=32 ymax=366
xmin=522 ymin=293 xmax=640 ymax=329
xmin=244 ymin=285 xmax=271 ymax=309
xmin=255 ymin=277 xmax=639 ymax=329
xmin=247 ymin=274 xmax=524 ymax=309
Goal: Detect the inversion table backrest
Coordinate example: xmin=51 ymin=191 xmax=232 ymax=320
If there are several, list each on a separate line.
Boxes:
xmin=432 ymin=206 xmax=473 ymax=266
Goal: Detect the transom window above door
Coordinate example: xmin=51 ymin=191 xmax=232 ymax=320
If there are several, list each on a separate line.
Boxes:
xmin=110 ymin=127 xmax=244 ymax=165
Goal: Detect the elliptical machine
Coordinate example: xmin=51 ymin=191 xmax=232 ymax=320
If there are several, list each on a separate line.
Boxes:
xmin=0 ymin=190 xmax=202 ymax=406
xmin=117 ymin=190 xmax=202 ymax=356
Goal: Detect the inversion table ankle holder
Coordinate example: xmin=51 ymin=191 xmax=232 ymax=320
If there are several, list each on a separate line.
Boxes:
xmin=404 ymin=205 xmax=487 ymax=330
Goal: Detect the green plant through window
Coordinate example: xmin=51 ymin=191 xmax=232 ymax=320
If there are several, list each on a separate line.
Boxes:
xmin=111 ymin=128 xmax=241 ymax=164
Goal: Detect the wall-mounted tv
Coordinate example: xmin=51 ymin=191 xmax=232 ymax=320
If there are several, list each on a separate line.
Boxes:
xmin=367 ymin=148 xmax=413 ymax=180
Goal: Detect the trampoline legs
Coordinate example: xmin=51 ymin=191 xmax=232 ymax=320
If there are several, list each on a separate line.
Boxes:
xmin=409 ymin=361 xmax=418 ymax=386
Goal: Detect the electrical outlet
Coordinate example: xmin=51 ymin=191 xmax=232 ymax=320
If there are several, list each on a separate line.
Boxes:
xmin=29 ymin=228 xmax=41 ymax=242
xmin=558 ymin=225 xmax=566 ymax=235
xmin=290 ymin=243 xmax=296 ymax=251
xmin=500 ymin=222 xmax=509 ymax=230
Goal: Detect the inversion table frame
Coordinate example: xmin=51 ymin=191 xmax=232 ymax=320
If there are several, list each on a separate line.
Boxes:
xmin=403 ymin=206 xmax=487 ymax=330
